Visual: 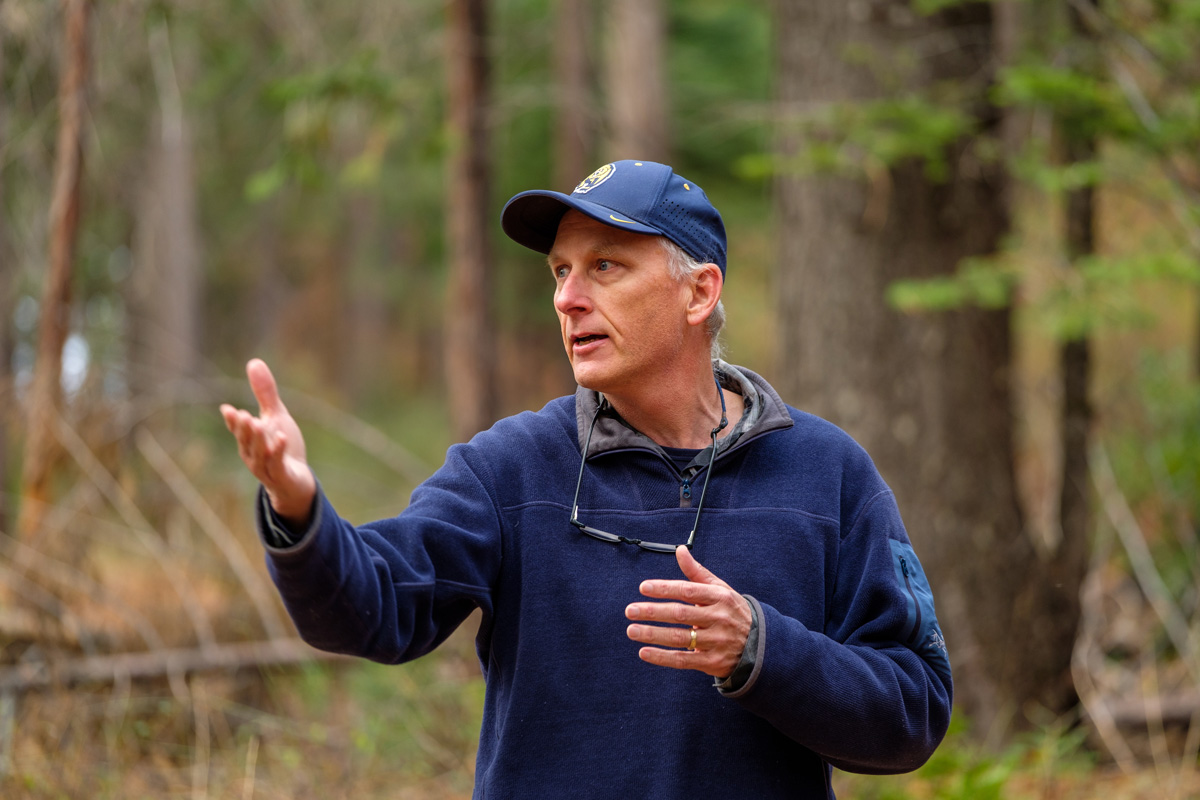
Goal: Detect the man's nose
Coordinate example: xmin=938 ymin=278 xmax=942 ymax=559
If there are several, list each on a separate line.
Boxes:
xmin=554 ymin=270 xmax=591 ymax=315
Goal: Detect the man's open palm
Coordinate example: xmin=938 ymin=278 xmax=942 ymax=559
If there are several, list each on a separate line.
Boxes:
xmin=220 ymin=359 xmax=316 ymax=528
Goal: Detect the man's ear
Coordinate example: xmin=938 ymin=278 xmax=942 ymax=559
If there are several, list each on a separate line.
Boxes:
xmin=685 ymin=264 xmax=723 ymax=328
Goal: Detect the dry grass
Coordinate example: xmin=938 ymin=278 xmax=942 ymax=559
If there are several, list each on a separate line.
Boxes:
xmin=2 ymin=635 xmax=484 ymax=800
xmin=7 ymin=661 xmax=1200 ymax=800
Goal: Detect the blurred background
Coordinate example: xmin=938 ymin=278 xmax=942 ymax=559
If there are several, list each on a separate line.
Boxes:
xmin=4 ymin=0 xmax=1200 ymax=796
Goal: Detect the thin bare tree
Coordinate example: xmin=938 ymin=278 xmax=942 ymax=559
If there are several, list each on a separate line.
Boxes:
xmin=130 ymin=20 xmax=201 ymax=415
xmin=17 ymin=0 xmax=91 ymax=545
xmin=1054 ymin=0 xmax=1099 ymax=704
xmin=444 ymin=0 xmax=498 ymax=442
xmin=0 ymin=1 xmax=13 ymax=537
xmin=603 ymin=0 xmax=668 ymax=162
xmin=554 ymin=0 xmax=596 ymax=188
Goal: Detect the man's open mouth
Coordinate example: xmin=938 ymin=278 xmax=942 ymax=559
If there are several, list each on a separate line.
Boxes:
xmin=573 ymin=334 xmax=607 ymax=345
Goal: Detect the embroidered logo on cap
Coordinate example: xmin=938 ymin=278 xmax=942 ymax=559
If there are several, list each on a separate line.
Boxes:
xmin=573 ymin=163 xmax=615 ymax=195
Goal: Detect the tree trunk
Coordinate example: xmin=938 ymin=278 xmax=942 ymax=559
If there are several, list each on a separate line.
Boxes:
xmin=444 ymin=0 xmax=498 ymax=442
xmin=0 ymin=8 xmax=13 ymax=537
xmin=17 ymin=0 xmax=91 ymax=545
xmin=773 ymin=0 xmax=1081 ymax=732
xmin=130 ymin=21 xmax=200 ymax=415
xmin=603 ymin=0 xmax=668 ymax=162
xmin=1053 ymin=0 xmax=1098 ymax=710
xmin=554 ymin=0 xmax=595 ymax=189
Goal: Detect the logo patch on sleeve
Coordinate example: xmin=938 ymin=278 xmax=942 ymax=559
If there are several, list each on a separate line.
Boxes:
xmin=888 ymin=540 xmax=951 ymax=684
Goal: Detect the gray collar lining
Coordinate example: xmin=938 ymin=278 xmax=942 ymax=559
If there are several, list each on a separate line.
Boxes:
xmin=573 ymin=361 xmax=793 ymax=463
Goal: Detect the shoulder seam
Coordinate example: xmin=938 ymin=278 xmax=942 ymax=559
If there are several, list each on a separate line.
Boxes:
xmin=844 ymin=488 xmax=895 ymax=540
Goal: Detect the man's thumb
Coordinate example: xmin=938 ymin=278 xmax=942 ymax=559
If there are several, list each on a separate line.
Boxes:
xmin=676 ymin=545 xmax=724 ymax=586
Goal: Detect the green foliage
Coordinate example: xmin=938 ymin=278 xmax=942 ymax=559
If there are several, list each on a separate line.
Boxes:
xmin=835 ymin=715 xmax=1094 ymax=799
xmin=1137 ymin=355 xmax=1200 ymax=515
xmin=668 ymin=0 xmax=772 ymax=174
xmin=996 ymin=63 xmax=1139 ymax=142
xmin=888 ymin=256 xmax=1018 ymax=313
xmin=911 ymin=0 xmax=977 ymax=14
xmin=1039 ymin=251 xmax=1200 ymax=340
xmin=1010 ymin=139 xmax=1105 ymax=192
xmin=855 ymin=97 xmax=977 ymax=181
xmin=281 ymin=654 xmax=484 ymax=787
xmin=362 ymin=660 xmax=482 ymax=770
xmin=263 ymin=51 xmax=401 ymax=109
xmin=885 ymin=241 xmax=1200 ymax=339
xmin=1104 ymin=351 xmax=1200 ymax=606
xmin=247 ymin=52 xmax=409 ymax=200
xmin=912 ymin=0 xmax=969 ymax=13
xmin=749 ymin=95 xmax=977 ymax=183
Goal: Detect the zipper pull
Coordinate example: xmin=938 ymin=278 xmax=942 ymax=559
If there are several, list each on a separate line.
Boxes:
xmin=900 ymin=557 xmax=909 ymax=577
xmin=681 ymin=479 xmax=692 ymax=500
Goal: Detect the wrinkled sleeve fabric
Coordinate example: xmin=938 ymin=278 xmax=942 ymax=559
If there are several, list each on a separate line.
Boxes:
xmin=255 ymin=443 xmax=502 ymax=665
xmin=724 ymin=489 xmax=953 ymax=775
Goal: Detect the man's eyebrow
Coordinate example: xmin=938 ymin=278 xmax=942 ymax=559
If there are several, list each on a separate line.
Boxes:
xmin=547 ymin=241 xmax=622 ymax=267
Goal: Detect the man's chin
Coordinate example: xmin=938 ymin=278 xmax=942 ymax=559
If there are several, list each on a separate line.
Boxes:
xmin=570 ymin=363 xmax=611 ymax=393
xmin=572 ymin=373 xmax=602 ymax=391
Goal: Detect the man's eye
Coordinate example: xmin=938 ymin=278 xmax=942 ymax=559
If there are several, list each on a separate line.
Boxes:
xmin=597 ymin=260 xmax=613 ymax=271
xmin=554 ymin=265 xmax=568 ymax=279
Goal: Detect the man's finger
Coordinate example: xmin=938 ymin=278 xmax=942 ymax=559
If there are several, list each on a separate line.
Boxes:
xmin=626 ymin=600 xmax=714 ymax=627
xmin=626 ymin=623 xmax=697 ymax=650
xmin=223 ymin=407 xmax=255 ymax=451
xmin=247 ymin=358 xmax=284 ymax=416
xmin=638 ymin=579 xmax=724 ymax=605
xmin=637 ymin=645 xmax=730 ymax=678
xmin=675 ymin=545 xmax=731 ymax=589
xmin=219 ymin=404 xmax=240 ymax=431
xmin=638 ymin=647 xmax=698 ymax=670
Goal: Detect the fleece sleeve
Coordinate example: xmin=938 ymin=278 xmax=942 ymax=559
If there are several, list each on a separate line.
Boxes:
xmin=723 ymin=489 xmax=953 ymax=774
xmin=256 ymin=443 xmax=502 ymax=665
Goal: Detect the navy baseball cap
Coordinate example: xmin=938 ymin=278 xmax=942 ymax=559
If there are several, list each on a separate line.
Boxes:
xmin=500 ymin=160 xmax=727 ymax=274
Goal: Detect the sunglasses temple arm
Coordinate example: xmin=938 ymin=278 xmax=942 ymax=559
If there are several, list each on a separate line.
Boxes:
xmin=686 ymin=428 xmax=721 ymax=549
xmin=572 ymin=404 xmax=602 ymax=524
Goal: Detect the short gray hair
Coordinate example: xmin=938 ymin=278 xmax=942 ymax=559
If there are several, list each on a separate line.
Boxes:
xmin=659 ymin=238 xmax=726 ymax=360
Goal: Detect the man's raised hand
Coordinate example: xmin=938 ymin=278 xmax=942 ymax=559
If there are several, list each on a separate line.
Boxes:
xmin=220 ymin=359 xmax=316 ymax=529
xmin=624 ymin=546 xmax=752 ymax=679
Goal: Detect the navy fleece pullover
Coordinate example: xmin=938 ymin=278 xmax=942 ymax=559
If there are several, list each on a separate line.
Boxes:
xmin=257 ymin=366 xmax=952 ymax=798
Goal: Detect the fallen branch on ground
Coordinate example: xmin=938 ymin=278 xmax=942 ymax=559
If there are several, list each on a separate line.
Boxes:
xmin=0 ymin=638 xmax=346 ymax=693
xmin=1104 ymin=690 xmax=1200 ymax=729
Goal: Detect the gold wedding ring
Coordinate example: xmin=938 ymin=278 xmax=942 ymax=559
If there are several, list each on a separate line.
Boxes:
xmin=688 ymin=628 xmax=698 ymax=651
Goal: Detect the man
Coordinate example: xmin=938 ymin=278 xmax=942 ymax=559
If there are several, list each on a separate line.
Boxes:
xmin=221 ymin=160 xmax=952 ymax=798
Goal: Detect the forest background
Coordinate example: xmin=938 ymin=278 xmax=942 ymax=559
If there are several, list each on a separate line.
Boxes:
xmin=5 ymin=0 xmax=1200 ymax=797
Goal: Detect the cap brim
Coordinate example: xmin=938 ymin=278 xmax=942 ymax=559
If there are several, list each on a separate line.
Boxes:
xmin=500 ymin=190 xmax=664 ymax=256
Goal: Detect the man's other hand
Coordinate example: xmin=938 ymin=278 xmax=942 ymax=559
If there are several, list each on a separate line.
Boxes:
xmin=220 ymin=358 xmax=316 ymax=529
xmin=625 ymin=546 xmax=752 ymax=679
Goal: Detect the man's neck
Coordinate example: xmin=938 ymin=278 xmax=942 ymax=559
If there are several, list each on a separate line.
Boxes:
xmin=604 ymin=362 xmax=745 ymax=450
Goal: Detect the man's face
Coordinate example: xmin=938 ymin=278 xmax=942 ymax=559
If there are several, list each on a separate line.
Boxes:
xmin=548 ymin=210 xmax=692 ymax=394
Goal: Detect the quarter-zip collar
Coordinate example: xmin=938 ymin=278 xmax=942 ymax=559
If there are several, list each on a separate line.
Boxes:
xmin=573 ymin=361 xmax=794 ymax=462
